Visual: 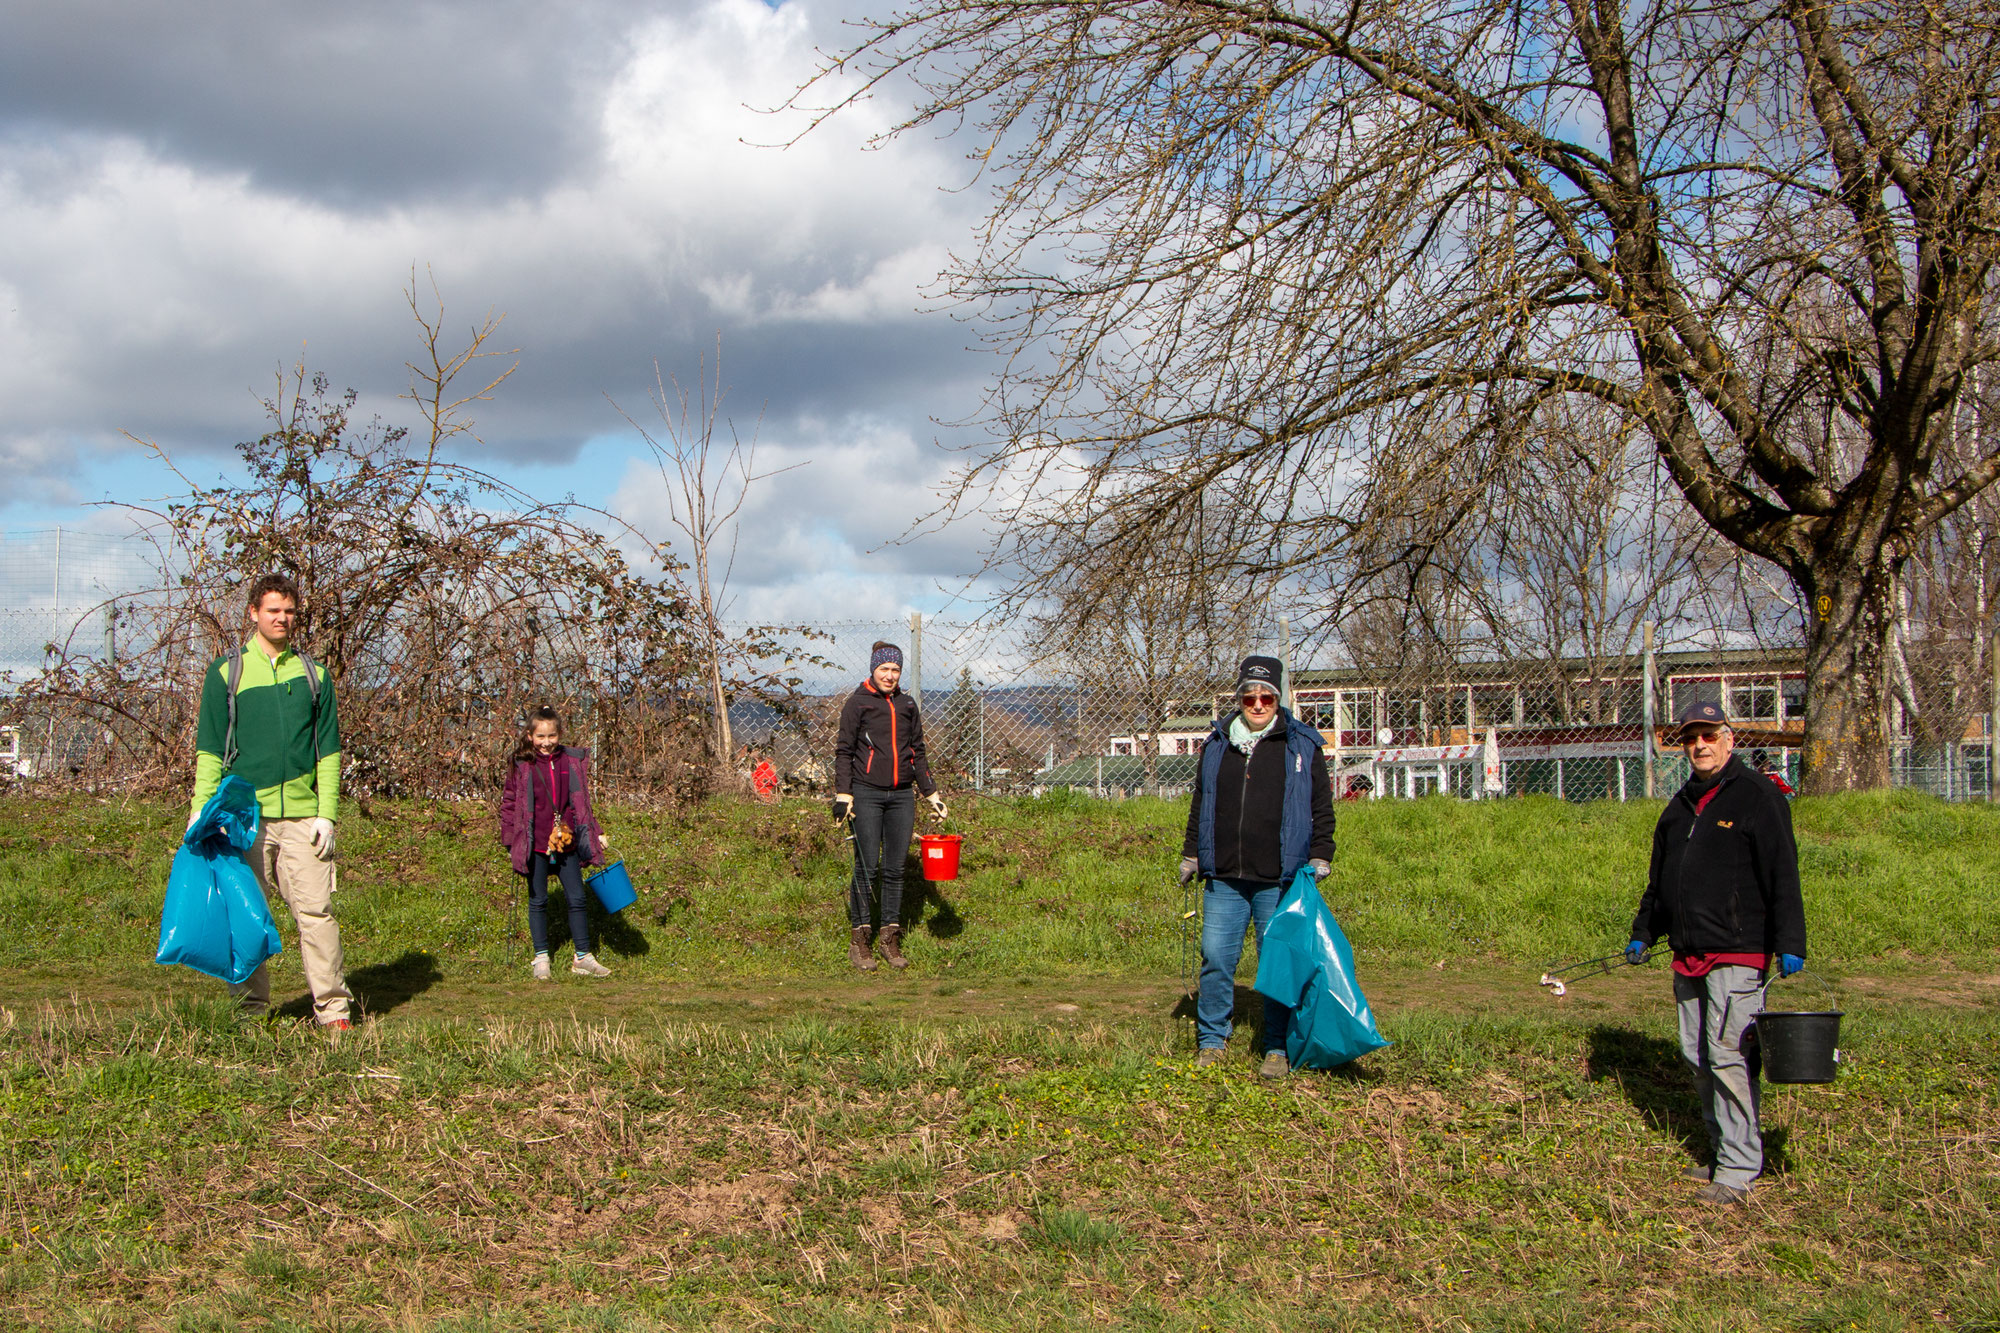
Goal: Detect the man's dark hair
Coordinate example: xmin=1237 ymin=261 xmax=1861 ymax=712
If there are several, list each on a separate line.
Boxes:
xmin=247 ymin=572 xmax=301 ymax=610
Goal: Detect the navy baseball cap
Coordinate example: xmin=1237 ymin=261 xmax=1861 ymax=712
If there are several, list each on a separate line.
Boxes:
xmin=1236 ymin=655 xmax=1283 ymax=698
xmin=1674 ymin=699 xmax=1730 ymax=736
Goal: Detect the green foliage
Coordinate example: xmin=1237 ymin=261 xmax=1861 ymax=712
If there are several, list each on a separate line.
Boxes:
xmin=4 ymin=788 xmax=1995 ymax=999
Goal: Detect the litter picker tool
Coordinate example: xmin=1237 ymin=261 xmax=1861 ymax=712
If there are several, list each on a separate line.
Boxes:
xmin=1537 ymin=946 xmax=1662 ymax=997
xmin=1180 ymin=870 xmax=1201 ymax=1048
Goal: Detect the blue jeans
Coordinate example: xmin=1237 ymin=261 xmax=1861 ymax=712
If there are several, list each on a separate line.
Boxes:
xmin=1198 ymin=878 xmax=1292 ymax=1052
xmin=849 ymin=784 xmax=916 ymax=927
xmin=527 ymin=849 xmax=592 ymax=957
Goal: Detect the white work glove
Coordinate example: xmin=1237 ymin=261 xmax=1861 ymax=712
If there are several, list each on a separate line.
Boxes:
xmin=831 ymin=793 xmax=853 ymax=822
xmin=185 ymin=811 xmax=200 ymax=835
xmin=926 ymin=791 xmax=949 ymax=821
xmin=1179 ymin=857 xmax=1199 ymax=887
xmin=309 ymin=817 xmax=338 ymax=862
xmin=1309 ymin=858 xmax=1330 ymax=880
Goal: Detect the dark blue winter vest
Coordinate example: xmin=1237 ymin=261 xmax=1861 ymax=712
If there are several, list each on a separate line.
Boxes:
xmin=1195 ymin=709 xmax=1325 ymax=884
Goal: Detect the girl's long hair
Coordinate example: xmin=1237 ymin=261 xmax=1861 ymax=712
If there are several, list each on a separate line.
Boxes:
xmin=510 ymin=706 xmax=562 ymax=765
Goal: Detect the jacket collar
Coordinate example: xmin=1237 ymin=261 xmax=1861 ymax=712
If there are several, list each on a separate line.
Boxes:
xmin=1677 ymin=753 xmax=1744 ymax=805
xmin=863 ymin=678 xmax=900 ymax=698
xmin=242 ymin=635 xmax=295 ymax=668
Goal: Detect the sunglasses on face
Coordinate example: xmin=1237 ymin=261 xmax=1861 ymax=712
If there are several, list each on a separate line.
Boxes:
xmin=1241 ymin=693 xmax=1278 ymax=707
xmin=1681 ymin=728 xmax=1726 ymax=744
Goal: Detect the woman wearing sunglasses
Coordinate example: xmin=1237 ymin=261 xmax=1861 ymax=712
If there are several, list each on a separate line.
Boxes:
xmin=1179 ymin=655 xmax=1337 ymax=1077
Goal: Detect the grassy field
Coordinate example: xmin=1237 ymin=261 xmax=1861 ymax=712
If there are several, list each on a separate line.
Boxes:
xmin=1 ymin=789 xmax=1997 ymax=1329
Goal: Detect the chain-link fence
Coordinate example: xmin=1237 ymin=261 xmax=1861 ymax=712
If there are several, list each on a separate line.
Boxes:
xmin=1 ymin=529 xmax=163 ymax=779
xmin=1283 ymin=645 xmax=1988 ymax=805
xmin=729 ymin=618 xmax=2000 ymax=803
xmin=5 ymin=531 xmax=1998 ymax=801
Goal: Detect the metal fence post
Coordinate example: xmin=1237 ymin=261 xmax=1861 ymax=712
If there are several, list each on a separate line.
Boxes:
xmin=1279 ymin=615 xmax=1293 ymax=712
xmin=1991 ymin=626 xmax=1999 ymax=803
xmin=909 ymin=611 xmax=922 ymax=710
xmin=49 ymin=524 xmax=62 ymax=658
xmin=1642 ymin=620 xmax=1657 ymax=799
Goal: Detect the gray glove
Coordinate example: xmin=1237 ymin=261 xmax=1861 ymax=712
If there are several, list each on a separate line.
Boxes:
xmin=309 ymin=817 xmax=338 ymax=862
xmin=1309 ymin=858 xmax=1330 ymax=880
xmin=1178 ymin=857 xmax=1199 ymax=887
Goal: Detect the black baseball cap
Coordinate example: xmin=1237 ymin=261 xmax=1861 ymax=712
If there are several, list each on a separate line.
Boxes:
xmin=1673 ymin=699 xmax=1730 ymax=737
xmin=1236 ymin=655 xmax=1283 ymax=698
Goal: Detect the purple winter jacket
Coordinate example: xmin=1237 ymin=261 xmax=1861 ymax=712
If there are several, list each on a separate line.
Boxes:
xmin=498 ymin=745 xmax=605 ymax=875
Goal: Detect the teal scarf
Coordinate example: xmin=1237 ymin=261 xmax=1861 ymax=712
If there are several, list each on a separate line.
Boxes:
xmin=1228 ymin=712 xmax=1276 ymax=756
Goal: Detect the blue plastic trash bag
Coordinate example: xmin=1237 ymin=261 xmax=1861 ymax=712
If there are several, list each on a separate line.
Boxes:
xmin=156 ymin=776 xmax=282 ymax=984
xmin=1253 ymin=867 xmax=1389 ymax=1070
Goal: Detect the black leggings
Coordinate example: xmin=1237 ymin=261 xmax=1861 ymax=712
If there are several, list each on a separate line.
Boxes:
xmin=527 ymin=849 xmax=592 ymax=956
xmin=848 ymin=785 xmax=916 ymax=928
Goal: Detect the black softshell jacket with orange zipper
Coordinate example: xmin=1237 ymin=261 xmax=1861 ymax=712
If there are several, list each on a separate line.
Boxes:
xmin=833 ymin=679 xmax=938 ymax=795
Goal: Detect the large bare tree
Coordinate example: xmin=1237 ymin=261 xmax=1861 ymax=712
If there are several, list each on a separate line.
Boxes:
xmin=617 ymin=337 xmax=805 ymax=784
xmin=1029 ymin=519 xmax=1260 ymax=792
xmin=806 ymin=0 xmax=2000 ymax=791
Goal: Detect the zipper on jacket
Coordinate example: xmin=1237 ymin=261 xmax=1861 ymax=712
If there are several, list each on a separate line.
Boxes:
xmin=1234 ymin=743 xmax=1255 ymax=872
xmin=888 ymin=693 xmax=901 ymax=787
xmin=277 ymin=660 xmax=291 ymax=818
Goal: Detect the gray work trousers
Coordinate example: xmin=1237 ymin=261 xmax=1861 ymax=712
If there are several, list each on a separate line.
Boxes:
xmin=1674 ymin=964 xmax=1767 ymax=1190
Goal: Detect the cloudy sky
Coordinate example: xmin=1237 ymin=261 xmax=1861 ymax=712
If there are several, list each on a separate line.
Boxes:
xmin=0 ymin=0 xmax=1008 ymax=630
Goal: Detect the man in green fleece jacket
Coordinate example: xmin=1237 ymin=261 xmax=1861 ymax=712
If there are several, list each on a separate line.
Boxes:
xmin=189 ymin=573 xmax=353 ymax=1028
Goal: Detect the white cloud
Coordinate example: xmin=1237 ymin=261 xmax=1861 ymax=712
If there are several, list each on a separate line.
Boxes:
xmin=607 ymin=411 xmax=993 ymax=626
xmin=0 ymin=0 xmax=987 ymax=460
xmin=0 ymin=0 xmax=1008 ymax=622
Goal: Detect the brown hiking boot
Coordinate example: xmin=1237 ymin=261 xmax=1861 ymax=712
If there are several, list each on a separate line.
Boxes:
xmin=849 ymin=926 xmax=879 ymax=972
xmin=875 ymin=923 xmax=909 ymax=970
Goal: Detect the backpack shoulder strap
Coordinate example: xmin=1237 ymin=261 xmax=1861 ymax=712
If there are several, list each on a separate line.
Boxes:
xmin=293 ymin=647 xmax=325 ymax=770
xmin=292 ymin=647 xmax=322 ymax=706
xmin=222 ymin=649 xmax=245 ymax=769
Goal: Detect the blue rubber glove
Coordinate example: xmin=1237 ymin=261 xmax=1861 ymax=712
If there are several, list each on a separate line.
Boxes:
xmin=1779 ymin=953 xmax=1805 ymax=977
xmin=1624 ymin=940 xmax=1649 ymax=965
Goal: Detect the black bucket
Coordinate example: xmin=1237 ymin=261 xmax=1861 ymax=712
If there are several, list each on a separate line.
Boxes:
xmin=1755 ymin=1010 xmax=1843 ymax=1084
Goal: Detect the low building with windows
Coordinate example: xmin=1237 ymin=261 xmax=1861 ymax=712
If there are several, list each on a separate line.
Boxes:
xmin=1089 ymin=644 xmax=1992 ymax=801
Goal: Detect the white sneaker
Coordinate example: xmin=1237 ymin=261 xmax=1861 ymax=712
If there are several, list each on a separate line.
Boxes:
xmin=531 ymin=953 xmax=551 ymax=981
xmin=570 ymin=953 xmax=611 ymax=978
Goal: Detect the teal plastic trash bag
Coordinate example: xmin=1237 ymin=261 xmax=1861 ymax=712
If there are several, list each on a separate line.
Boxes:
xmin=156 ymin=776 xmax=282 ymax=984
xmin=1253 ymin=868 xmax=1389 ymax=1070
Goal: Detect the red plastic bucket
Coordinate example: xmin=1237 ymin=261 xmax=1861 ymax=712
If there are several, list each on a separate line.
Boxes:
xmin=919 ymin=833 xmax=964 ymax=881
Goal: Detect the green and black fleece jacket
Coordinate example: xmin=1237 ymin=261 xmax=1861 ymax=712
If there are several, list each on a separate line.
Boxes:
xmin=190 ymin=640 xmax=342 ymax=824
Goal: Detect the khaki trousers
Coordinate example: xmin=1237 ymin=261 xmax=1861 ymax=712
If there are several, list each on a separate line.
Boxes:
xmin=229 ymin=817 xmax=352 ymax=1024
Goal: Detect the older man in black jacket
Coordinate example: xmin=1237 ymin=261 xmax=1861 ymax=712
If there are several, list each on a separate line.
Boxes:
xmin=1629 ymin=700 xmax=1808 ymax=1204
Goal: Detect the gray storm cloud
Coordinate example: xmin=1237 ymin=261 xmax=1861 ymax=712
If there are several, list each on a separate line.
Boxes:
xmin=0 ymin=0 xmax=1000 ymax=600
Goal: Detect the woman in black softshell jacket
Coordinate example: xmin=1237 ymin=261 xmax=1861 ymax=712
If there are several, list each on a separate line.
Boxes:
xmin=833 ymin=642 xmax=948 ymax=971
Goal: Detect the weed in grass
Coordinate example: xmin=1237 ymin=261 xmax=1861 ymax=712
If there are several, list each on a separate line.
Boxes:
xmin=241 ymin=1240 xmax=312 ymax=1288
xmin=1030 ymin=1204 xmax=1124 ymax=1254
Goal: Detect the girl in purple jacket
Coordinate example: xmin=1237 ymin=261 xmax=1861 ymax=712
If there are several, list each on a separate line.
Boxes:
xmin=497 ymin=707 xmax=611 ymax=981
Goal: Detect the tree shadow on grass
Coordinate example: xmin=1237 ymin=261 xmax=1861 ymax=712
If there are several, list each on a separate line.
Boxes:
xmin=276 ymin=948 xmax=442 ymax=1023
xmin=1586 ymin=1024 xmax=1708 ymax=1163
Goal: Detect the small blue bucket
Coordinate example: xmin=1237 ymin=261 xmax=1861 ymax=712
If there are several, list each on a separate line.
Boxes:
xmin=585 ymin=860 xmax=637 ymax=914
